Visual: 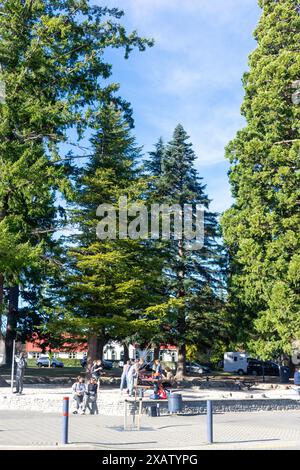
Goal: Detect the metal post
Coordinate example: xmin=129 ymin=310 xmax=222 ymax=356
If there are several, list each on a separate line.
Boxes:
xmin=124 ymin=399 xmax=128 ymax=431
xmin=157 ymin=403 xmax=160 ymax=417
xmin=62 ymin=397 xmax=69 ymax=445
xmin=132 ymin=400 xmax=136 ymax=429
xmin=137 ymin=398 xmax=143 ymax=430
xmin=10 ymin=339 xmax=16 ymax=394
xmin=207 ymin=400 xmax=213 ymax=444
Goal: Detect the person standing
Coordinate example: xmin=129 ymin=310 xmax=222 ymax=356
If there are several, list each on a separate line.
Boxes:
xmin=127 ymin=361 xmax=139 ymax=397
xmin=15 ymin=352 xmax=27 ymax=395
xmin=72 ymin=376 xmax=86 ymax=414
xmin=84 ymin=378 xmax=99 ymax=415
xmin=154 ymin=359 xmax=163 ymax=378
xmin=120 ymin=360 xmax=131 ymax=394
xmin=91 ymin=359 xmax=103 ymax=387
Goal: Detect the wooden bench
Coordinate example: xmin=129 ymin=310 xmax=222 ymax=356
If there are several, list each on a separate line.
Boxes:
xmin=234 ymin=378 xmax=259 ymax=390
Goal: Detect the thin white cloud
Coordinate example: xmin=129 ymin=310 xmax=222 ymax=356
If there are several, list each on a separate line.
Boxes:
xmin=108 ymin=0 xmax=257 ymax=24
xmin=98 ymin=0 xmax=260 ymax=211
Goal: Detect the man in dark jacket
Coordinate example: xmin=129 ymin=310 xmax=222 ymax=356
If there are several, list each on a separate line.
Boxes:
xmin=15 ymin=352 xmax=27 ymax=395
xmin=84 ymin=378 xmax=99 ymax=415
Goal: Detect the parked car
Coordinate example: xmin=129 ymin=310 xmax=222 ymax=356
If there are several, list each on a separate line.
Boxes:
xmin=36 ymin=357 xmax=64 ymax=368
xmin=102 ymin=359 xmax=113 ymax=369
xmin=80 ymin=357 xmax=113 ymax=369
xmin=247 ymin=359 xmax=279 ymax=376
xmin=186 ymin=361 xmax=211 ymax=374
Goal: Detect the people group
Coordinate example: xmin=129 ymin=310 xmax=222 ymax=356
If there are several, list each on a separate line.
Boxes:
xmin=71 ymin=357 xmax=176 ymax=412
xmin=72 ymin=375 xmax=99 ymax=415
xmin=119 ymin=358 xmax=176 ymax=397
xmin=72 ymin=358 xmax=103 ymax=415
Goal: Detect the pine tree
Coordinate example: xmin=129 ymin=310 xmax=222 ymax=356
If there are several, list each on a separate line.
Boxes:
xmin=221 ymin=0 xmax=300 ymax=360
xmin=147 ymin=125 xmax=225 ymax=377
xmin=51 ymin=105 xmax=170 ymax=368
xmin=144 ymin=137 xmax=165 ymax=177
xmin=0 ymin=0 xmax=153 ymax=364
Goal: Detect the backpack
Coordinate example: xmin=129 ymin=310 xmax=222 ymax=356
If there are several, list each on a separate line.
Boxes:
xmin=158 ymin=388 xmax=167 ymax=399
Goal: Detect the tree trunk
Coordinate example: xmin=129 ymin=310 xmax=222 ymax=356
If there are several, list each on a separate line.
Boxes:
xmin=96 ymin=336 xmax=105 ymax=360
xmin=176 ymin=344 xmax=186 ymax=380
xmin=153 ymin=345 xmax=160 ymax=361
xmin=87 ymin=335 xmax=97 ymax=376
xmin=87 ymin=334 xmax=106 ymax=377
xmin=123 ymin=343 xmax=129 ymax=362
xmin=287 ymin=356 xmax=296 ymax=377
xmin=5 ymin=285 xmax=19 ymax=366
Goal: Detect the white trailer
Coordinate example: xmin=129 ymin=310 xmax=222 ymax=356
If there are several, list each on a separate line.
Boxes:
xmin=223 ymin=352 xmax=249 ymax=375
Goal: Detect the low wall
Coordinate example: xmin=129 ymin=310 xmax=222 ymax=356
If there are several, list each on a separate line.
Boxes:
xmin=139 ymin=398 xmax=300 ymax=416
xmin=1 ymin=393 xmax=300 ymax=415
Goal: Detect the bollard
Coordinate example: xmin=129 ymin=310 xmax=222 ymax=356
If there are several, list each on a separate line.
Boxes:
xmin=137 ymin=398 xmax=143 ymax=430
xmin=124 ymin=399 xmax=128 ymax=431
xmin=207 ymin=400 xmax=213 ymax=444
xmin=157 ymin=403 xmax=160 ymax=417
xmin=62 ymin=396 xmax=69 ymax=445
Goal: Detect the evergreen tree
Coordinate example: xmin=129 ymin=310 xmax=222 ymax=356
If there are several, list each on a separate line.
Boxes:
xmin=144 ymin=137 xmax=165 ymax=177
xmin=221 ymin=0 xmax=300 ymax=360
xmin=51 ymin=105 xmax=171 ymax=368
xmin=148 ymin=125 xmax=225 ymax=377
xmin=0 ymin=0 xmax=153 ymax=364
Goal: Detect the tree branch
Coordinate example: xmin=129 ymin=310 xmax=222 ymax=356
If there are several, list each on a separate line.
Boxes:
xmin=273 ymin=139 xmax=300 ymax=145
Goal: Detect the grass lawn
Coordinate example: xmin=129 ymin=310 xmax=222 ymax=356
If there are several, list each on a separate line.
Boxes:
xmin=0 ymin=366 xmax=122 ymax=380
xmin=0 ymin=366 xmax=82 ymax=379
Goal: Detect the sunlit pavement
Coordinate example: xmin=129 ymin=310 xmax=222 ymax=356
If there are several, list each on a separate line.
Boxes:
xmin=0 ymin=409 xmax=300 ymax=450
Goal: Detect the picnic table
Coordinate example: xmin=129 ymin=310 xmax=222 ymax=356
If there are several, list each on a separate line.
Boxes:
xmin=134 ymin=375 xmax=161 ymax=397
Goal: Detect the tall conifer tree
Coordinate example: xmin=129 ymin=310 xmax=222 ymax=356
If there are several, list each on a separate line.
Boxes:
xmin=147 ymin=125 xmax=225 ymax=376
xmin=54 ymin=105 xmax=170 ymax=367
xmin=0 ymin=0 xmax=152 ymax=364
xmin=221 ymin=0 xmax=300 ymax=359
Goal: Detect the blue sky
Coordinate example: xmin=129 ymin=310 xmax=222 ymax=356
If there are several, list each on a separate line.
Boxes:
xmin=98 ymin=0 xmax=261 ymax=213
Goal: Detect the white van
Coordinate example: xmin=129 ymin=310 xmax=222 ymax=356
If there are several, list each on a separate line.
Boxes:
xmin=223 ymin=352 xmax=249 ymax=375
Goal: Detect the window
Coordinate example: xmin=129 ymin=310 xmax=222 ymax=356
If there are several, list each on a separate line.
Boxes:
xmin=111 ymin=350 xmax=116 ymax=360
xmin=69 ymin=352 xmax=76 ymax=359
xmin=234 ymin=357 xmax=237 ymax=362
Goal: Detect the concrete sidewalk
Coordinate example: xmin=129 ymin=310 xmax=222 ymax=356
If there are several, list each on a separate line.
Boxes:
xmin=0 ymin=409 xmax=300 ymax=450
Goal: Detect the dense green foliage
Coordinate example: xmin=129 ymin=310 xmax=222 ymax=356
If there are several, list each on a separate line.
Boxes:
xmin=53 ymin=105 xmax=170 ymax=356
xmin=221 ymin=0 xmax=300 ymax=359
xmin=0 ymin=0 xmax=152 ymax=363
xmin=146 ymin=126 xmax=226 ymax=373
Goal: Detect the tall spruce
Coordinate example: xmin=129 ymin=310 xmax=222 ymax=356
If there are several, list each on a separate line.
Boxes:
xmin=53 ymin=105 xmax=170 ymax=369
xmin=221 ymin=0 xmax=300 ymax=360
xmin=147 ymin=125 xmax=225 ymax=376
xmin=0 ymin=0 xmax=153 ymax=364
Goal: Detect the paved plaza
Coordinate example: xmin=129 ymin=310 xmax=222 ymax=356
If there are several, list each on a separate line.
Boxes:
xmin=0 ymin=409 xmax=300 ymax=450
